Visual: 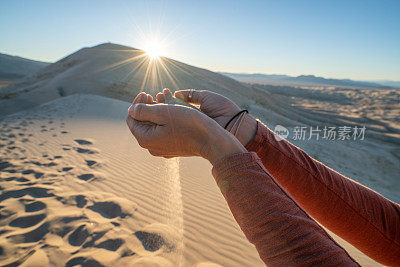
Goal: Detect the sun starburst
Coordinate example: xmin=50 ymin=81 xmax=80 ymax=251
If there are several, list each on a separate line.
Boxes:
xmin=143 ymin=37 xmax=166 ymax=59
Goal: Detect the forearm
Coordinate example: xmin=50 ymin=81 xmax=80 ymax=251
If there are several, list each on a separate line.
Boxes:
xmin=212 ymin=152 xmax=358 ymax=266
xmin=246 ymin=120 xmax=400 ymax=265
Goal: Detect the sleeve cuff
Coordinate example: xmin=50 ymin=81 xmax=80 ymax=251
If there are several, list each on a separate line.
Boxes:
xmin=245 ymin=120 xmax=268 ymax=152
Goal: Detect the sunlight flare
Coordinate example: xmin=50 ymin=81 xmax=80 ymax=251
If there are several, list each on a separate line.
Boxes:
xmin=143 ymin=37 xmax=166 ymax=59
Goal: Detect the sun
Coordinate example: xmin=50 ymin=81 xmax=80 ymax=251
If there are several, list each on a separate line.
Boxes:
xmin=144 ymin=38 xmax=166 ymax=59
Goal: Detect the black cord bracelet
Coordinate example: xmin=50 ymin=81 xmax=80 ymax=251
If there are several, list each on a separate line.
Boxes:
xmin=224 ymin=110 xmax=248 ymax=129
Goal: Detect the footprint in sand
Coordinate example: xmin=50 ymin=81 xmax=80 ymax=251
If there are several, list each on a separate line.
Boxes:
xmin=75 ymin=147 xmax=97 ymax=154
xmin=0 ymin=160 xmax=14 ymax=171
xmin=72 ymin=139 xmax=97 ymax=155
xmin=0 ymin=187 xmax=55 ymax=202
xmin=8 ymin=223 xmax=50 ymax=243
xmin=4 ymin=177 xmax=30 ymax=183
xmin=1 ymin=188 xmax=50 ymax=245
xmin=21 ymin=169 xmax=44 ymax=179
xmin=22 ymin=200 xmax=47 ymax=212
xmin=65 ymin=257 xmax=103 ymax=267
xmin=62 ymin=145 xmax=71 ymax=151
xmin=87 ymin=201 xmax=129 ymax=219
xmin=9 ymin=213 xmax=46 ymax=228
xmin=2 ymin=168 xmax=17 ymax=174
xmin=134 ymin=231 xmax=165 ymax=252
xmin=74 ymin=139 xmax=93 ymax=145
xmin=77 ymin=173 xmax=96 ymax=182
xmin=67 ymin=224 xmax=125 ymax=251
xmin=95 ymin=238 xmax=124 ymax=251
xmin=26 ymin=160 xmax=57 ymax=167
xmin=62 ymin=167 xmax=73 ymax=172
xmin=74 ymin=195 xmax=88 ymax=208
xmin=17 ymin=177 xmax=30 ymax=183
xmin=68 ymin=224 xmax=90 ymax=246
xmin=85 ymin=160 xmax=97 ymax=167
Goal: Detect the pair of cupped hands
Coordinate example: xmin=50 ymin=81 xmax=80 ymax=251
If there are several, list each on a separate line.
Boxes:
xmin=126 ymin=89 xmax=257 ymax=165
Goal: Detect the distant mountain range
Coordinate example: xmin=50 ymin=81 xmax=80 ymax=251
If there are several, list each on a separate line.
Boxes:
xmin=370 ymin=80 xmax=400 ymax=88
xmin=221 ymin=72 xmax=399 ymax=89
xmin=0 ymin=53 xmax=50 ymax=79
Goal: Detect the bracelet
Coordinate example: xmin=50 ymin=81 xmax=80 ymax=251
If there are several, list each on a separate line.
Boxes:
xmin=224 ymin=110 xmax=248 ymax=129
xmin=228 ymin=111 xmax=242 ymax=133
xmin=233 ymin=111 xmax=246 ymax=137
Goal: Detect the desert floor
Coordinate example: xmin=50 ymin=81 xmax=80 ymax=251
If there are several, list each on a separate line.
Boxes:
xmin=1 ymin=93 xmax=393 ymax=266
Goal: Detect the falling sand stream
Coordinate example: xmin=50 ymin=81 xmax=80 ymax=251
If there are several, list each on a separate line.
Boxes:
xmin=163 ymin=158 xmax=184 ymax=265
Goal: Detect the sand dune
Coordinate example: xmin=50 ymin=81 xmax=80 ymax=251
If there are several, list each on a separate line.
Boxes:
xmin=0 ymin=94 xmax=387 ymax=266
xmin=0 ymin=43 xmax=249 ymax=116
xmin=0 ymin=53 xmax=49 ymax=79
xmin=0 ymin=53 xmax=50 ymax=89
xmin=0 ymin=94 xmax=264 ymax=266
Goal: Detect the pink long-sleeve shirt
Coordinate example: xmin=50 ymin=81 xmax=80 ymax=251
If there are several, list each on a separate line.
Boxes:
xmin=212 ymin=120 xmax=400 ymax=266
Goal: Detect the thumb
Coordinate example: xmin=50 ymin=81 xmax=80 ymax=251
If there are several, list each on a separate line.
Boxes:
xmin=128 ymin=103 xmax=167 ymax=125
xmin=174 ymin=89 xmax=207 ymax=105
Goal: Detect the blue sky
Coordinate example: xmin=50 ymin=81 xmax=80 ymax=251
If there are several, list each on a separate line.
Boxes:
xmin=0 ymin=0 xmax=399 ymax=80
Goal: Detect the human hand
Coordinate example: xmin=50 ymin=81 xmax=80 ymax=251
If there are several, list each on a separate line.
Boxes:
xmin=126 ymin=92 xmax=246 ymax=164
xmin=156 ymin=89 xmax=257 ymax=147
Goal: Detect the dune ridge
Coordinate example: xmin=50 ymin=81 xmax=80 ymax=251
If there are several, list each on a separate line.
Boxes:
xmin=0 ymin=43 xmax=249 ymax=116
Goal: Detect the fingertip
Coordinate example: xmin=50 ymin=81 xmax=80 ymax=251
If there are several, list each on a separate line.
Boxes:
xmin=146 ymin=94 xmax=154 ymax=104
xmin=156 ymin=92 xmax=166 ymax=103
xmin=134 ymin=92 xmax=149 ymax=104
xmin=140 ymin=93 xmax=148 ymax=103
xmin=133 ymin=92 xmax=146 ymax=101
xmin=163 ymin=88 xmax=172 ymax=99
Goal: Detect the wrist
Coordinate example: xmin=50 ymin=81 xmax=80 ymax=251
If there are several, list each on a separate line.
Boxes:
xmin=201 ymin=126 xmax=247 ymax=165
xmin=228 ymin=114 xmax=257 ymax=147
